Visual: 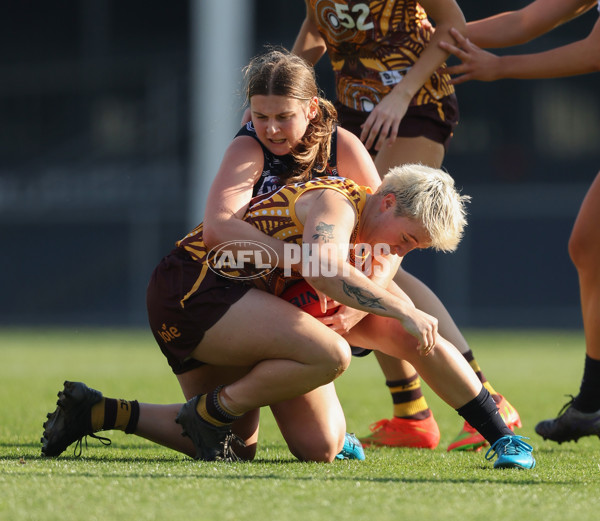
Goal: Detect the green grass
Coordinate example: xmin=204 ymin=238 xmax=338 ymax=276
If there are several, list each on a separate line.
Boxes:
xmin=2 ymin=328 xmax=599 ymax=521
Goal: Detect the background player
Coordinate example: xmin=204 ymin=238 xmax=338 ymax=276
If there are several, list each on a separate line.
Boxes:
xmin=438 ymin=0 xmax=600 ymax=443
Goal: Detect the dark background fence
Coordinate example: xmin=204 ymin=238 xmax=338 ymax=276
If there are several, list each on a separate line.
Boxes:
xmin=1 ymin=0 xmax=598 ymax=328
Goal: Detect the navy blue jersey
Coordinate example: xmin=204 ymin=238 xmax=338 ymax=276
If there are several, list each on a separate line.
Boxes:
xmin=235 ymin=122 xmax=339 ymax=197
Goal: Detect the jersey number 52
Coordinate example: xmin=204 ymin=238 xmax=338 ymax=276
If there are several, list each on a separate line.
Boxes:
xmin=334 ymin=3 xmax=374 ymax=31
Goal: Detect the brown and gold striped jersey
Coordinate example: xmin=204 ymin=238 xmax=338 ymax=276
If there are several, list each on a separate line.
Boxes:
xmin=308 ymin=0 xmax=454 ymax=113
xmin=177 ymin=177 xmax=371 ymax=297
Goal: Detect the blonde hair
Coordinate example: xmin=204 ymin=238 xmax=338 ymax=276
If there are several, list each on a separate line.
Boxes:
xmin=243 ymin=48 xmax=337 ymax=182
xmin=378 ymin=164 xmax=471 ymax=252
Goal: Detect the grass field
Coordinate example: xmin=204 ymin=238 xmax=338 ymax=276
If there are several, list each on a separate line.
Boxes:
xmin=1 ymin=327 xmax=599 ymax=521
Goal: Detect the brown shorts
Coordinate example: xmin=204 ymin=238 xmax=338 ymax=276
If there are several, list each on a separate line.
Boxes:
xmin=146 ymin=248 xmax=251 ymax=374
xmin=334 ymin=94 xmax=459 ymax=155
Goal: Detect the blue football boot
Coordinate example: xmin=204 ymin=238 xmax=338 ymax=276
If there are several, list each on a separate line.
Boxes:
xmin=485 ymin=435 xmax=536 ymax=469
xmin=335 ymin=432 xmax=366 ymax=461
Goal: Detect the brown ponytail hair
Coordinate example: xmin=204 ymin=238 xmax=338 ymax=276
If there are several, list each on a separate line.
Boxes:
xmin=243 ymin=48 xmax=337 ymax=183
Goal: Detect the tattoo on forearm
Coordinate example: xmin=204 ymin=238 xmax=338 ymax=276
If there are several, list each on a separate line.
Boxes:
xmin=342 ymin=281 xmax=386 ymax=310
xmin=312 ymin=221 xmax=335 ymax=242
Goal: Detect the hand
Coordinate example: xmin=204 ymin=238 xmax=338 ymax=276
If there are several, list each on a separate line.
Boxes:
xmin=240 ymin=107 xmax=252 ymax=126
xmin=398 ymin=307 xmax=438 ymax=356
xmin=439 ymin=27 xmax=501 ymax=85
xmin=359 ymin=88 xmax=411 ymax=151
xmin=317 ymin=305 xmax=368 ymax=335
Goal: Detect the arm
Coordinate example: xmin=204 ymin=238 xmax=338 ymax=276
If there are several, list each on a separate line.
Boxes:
xmin=314 ymin=129 xmax=387 ymax=332
xmin=441 ymin=12 xmax=600 ymax=83
xmin=466 ymin=0 xmax=596 ymax=49
xmin=318 ymin=250 xmax=402 ymax=335
xmin=292 ymin=0 xmax=328 ymax=65
xmin=361 ymin=0 xmax=466 ymax=151
xmin=298 ymin=189 xmax=437 ymax=349
xmin=202 ymin=136 xmax=298 ymax=268
xmin=335 ymin=127 xmax=383 ymax=188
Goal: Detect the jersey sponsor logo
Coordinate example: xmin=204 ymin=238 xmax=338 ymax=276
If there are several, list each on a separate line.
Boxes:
xmin=157 ymin=323 xmax=181 ymax=343
xmin=379 ymin=68 xmax=411 ymax=87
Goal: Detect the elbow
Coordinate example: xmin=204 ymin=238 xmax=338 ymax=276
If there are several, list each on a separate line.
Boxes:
xmin=439 ymin=8 xmax=466 ymax=35
xmin=202 ymin=225 xmax=221 ymax=249
xmin=452 ymin=16 xmax=467 ymax=35
xmin=579 ymin=34 xmax=600 ymax=73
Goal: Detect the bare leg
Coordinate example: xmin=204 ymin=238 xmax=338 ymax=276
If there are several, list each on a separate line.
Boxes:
xmin=535 ymin=172 xmax=600 ymax=442
xmin=42 ymin=289 xmax=350 ymax=462
xmin=98 ymin=288 xmax=349 ymax=461
xmin=569 ymin=172 xmax=600 ymax=361
xmin=270 ymin=383 xmax=346 ymax=462
xmin=374 ymin=135 xmax=445 ymax=178
xmin=190 ymin=289 xmax=351 ymax=413
xmin=350 ymin=314 xmax=533 ymax=467
xmin=167 ymin=289 xmax=351 ymax=461
xmin=345 ymin=314 xmax=482 ymax=409
xmin=393 ymin=267 xmax=470 ymax=352
xmin=372 ymin=136 xmax=470 ymax=393
xmin=132 ymin=366 xmax=261 ymax=460
xmin=368 ymin=136 xmax=518 ymax=451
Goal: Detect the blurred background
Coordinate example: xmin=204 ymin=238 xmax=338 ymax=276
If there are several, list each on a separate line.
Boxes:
xmin=1 ymin=0 xmax=598 ymax=329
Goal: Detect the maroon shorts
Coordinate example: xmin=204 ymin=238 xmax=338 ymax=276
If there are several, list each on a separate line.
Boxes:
xmin=335 ymin=94 xmax=459 ymax=155
xmin=146 ymin=248 xmax=251 ymax=374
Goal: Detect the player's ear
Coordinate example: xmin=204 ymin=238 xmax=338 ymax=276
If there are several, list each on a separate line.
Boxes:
xmin=381 ymin=193 xmax=396 ymax=212
xmin=308 ymin=97 xmax=319 ymax=119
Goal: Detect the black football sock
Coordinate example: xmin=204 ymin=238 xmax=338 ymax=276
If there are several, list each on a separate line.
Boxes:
xmin=456 ymin=387 xmax=512 ymax=446
xmin=573 ymin=355 xmax=600 ymax=413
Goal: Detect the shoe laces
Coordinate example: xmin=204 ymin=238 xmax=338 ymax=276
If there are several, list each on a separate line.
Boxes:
xmin=73 ymin=433 xmax=112 ymax=457
xmin=485 ymin=435 xmax=532 ymax=461
xmin=368 ymin=419 xmax=391 ymax=433
xmin=220 ymin=433 xmax=246 ymax=462
xmin=346 ymin=433 xmax=361 ymax=449
xmin=555 ymin=395 xmax=576 ymax=419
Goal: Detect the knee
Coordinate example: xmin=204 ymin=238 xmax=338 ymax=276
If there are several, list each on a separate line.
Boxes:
xmin=289 ymin=431 xmax=344 ymax=463
xmin=306 ymin=333 xmax=351 ymax=383
xmin=568 ymin=224 xmax=591 ymax=272
xmin=328 ymin=337 xmax=352 ymax=378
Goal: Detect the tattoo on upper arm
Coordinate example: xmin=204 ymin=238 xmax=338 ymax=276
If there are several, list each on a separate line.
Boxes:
xmin=312 ymin=221 xmax=335 ymax=242
xmin=342 ymin=281 xmax=386 ymax=310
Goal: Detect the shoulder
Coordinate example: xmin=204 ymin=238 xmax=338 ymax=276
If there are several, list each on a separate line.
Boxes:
xmin=225 ymin=131 xmax=263 ymax=158
xmin=302 ymin=177 xmax=366 ymax=208
xmin=335 ymin=128 xmax=382 ymax=189
xmin=336 ymin=126 xmax=361 ymax=147
xmin=335 ymin=126 xmax=370 ymax=162
xmin=296 ymin=178 xmax=361 ymax=222
xmin=217 ymin=133 xmax=265 ymax=176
